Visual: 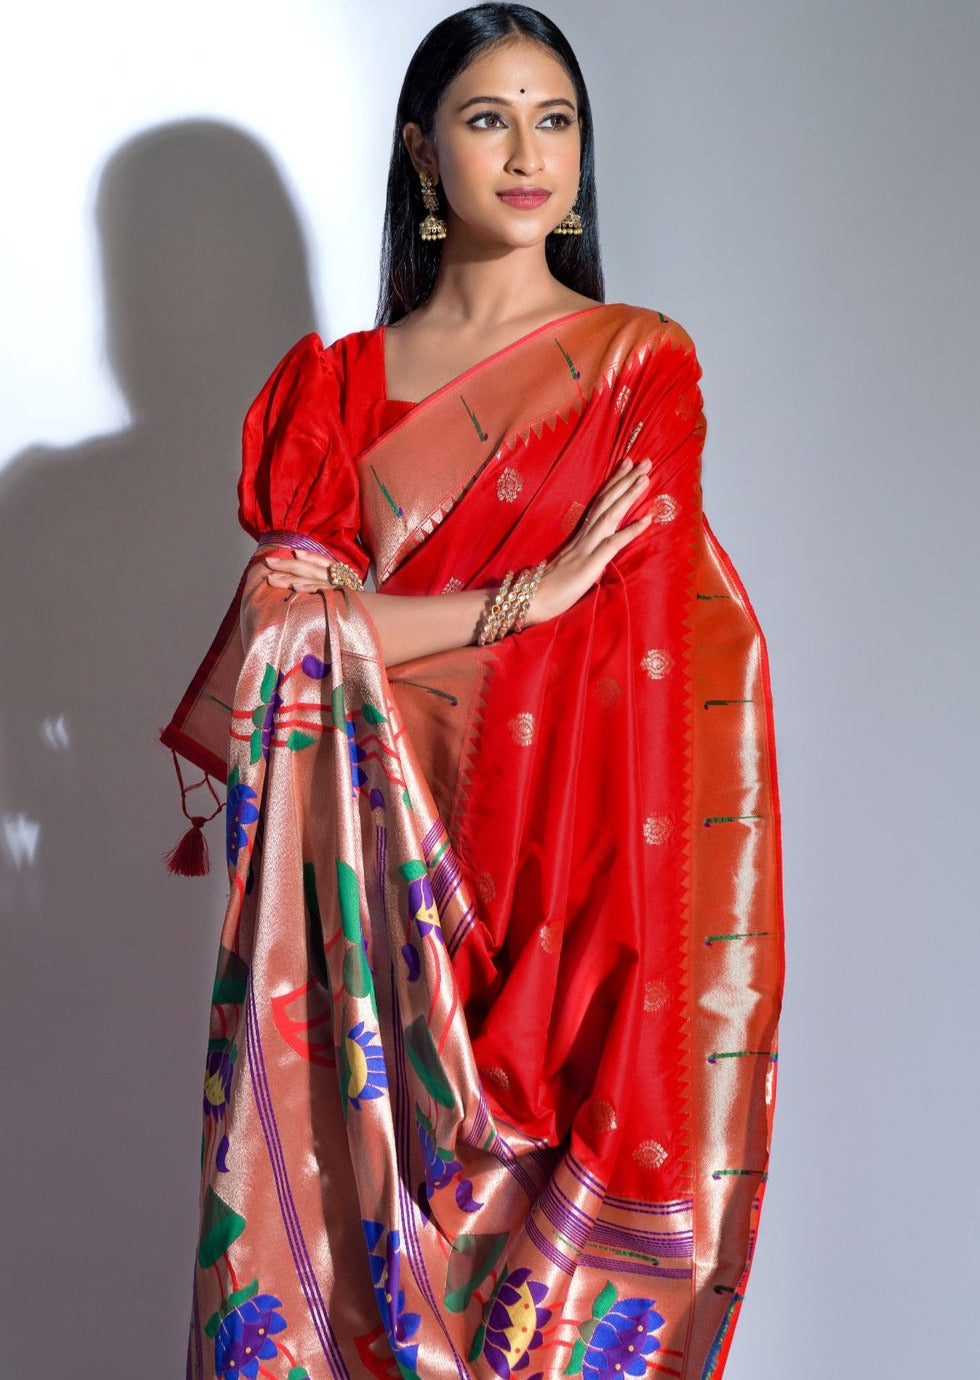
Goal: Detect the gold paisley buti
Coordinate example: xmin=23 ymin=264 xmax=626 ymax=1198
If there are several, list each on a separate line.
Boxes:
xmin=560 ymin=500 xmax=586 ymax=536
xmin=643 ymin=814 xmax=675 ymax=846
xmin=538 ymin=922 xmax=561 ymax=955
xmin=642 ymin=648 xmax=675 ymax=680
xmin=592 ymin=676 xmax=621 ymax=708
xmin=475 ymin=870 xmax=497 ymax=904
xmin=624 ymin=423 xmax=645 ymax=456
xmin=496 ymin=467 xmax=523 ymax=502
xmin=643 ymin=979 xmax=671 ymax=1013
xmin=508 ymin=712 xmax=536 ymax=746
xmin=649 ymin=493 xmax=679 ymax=524
xmin=633 ymin=1139 xmax=669 ymax=1170
xmin=590 ymin=1098 xmax=619 ymax=1134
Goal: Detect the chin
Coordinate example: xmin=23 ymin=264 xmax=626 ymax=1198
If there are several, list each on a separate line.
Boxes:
xmin=479 ymin=216 xmax=554 ymax=251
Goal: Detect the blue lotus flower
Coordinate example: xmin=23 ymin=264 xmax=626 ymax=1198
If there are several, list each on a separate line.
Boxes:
xmin=213 ymin=1292 xmax=287 ymax=1379
xmin=226 ymin=771 xmax=259 ymax=865
xmin=363 ymin=1222 xmax=422 ymax=1374
xmin=416 ymin=1106 xmax=461 ymax=1195
xmin=346 ymin=720 xmax=368 ymax=789
xmin=582 ymin=1297 xmax=664 ymax=1380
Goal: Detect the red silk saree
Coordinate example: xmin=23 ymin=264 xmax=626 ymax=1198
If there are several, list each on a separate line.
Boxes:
xmin=163 ymin=303 xmax=784 ymax=1380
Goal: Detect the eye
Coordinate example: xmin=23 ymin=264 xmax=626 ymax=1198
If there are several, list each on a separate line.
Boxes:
xmin=467 ymin=110 xmax=507 ymax=129
xmin=540 ymin=112 xmax=574 ymax=129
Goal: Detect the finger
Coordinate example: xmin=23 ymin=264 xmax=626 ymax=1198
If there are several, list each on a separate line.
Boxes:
xmin=583 ymin=514 xmax=652 ymax=576
xmin=266 ymin=555 xmax=329 ymax=582
xmin=585 ymin=464 xmax=652 ymax=527
xmin=602 ymin=457 xmax=652 ymax=493
xmin=582 ymin=475 xmax=651 ymax=542
xmin=266 ymin=573 xmax=316 ymax=590
xmin=602 ymin=512 xmax=653 ymax=554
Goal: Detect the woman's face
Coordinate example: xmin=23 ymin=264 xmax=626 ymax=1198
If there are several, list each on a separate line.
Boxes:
xmin=406 ymin=38 xmax=582 ymax=250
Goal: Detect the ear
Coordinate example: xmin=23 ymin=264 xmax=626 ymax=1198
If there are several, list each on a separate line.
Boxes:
xmin=402 ymin=123 xmax=438 ymax=182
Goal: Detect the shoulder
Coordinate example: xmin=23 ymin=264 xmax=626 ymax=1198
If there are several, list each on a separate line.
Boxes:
xmin=259 ymin=330 xmax=335 ymax=393
xmin=246 ymin=330 xmax=351 ymax=437
xmin=604 ymin=301 xmax=699 ymax=356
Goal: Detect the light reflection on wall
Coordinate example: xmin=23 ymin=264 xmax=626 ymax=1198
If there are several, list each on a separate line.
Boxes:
xmin=40 ymin=715 xmax=71 ymax=751
xmin=1 ymin=814 xmax=40 ymax=868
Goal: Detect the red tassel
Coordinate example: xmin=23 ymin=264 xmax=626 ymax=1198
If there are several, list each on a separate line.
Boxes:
xmin=164 ymin=817 xmax=211 ymax=876
xmin=163 ymin=749 xmax=223 ymax=877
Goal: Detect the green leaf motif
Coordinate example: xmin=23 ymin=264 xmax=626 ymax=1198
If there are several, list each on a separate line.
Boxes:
xmin=362 ymin=702 xmax=387 ymax=724
xmin=445 ymin=1232 xmax=508 ymax=1313
xmin=197 ymin=1185 xmax=246 ymax=1268
xmin=336 ymin=860 xmax=362 ymax=943
xmin=204 ymin=1277 xmax=260 ymax=1337
xmin=224 ymin=1278 xmax=260 ymax=1312
xmin=467 ymin=1323 xmax=487 ymax=1363
xmin=331 ymin=684 xmax=346 ymax=727
xmin=343 ymin=944 xmax=371 ymax=999
xmin=211 ymin=946 xmax=249 ymax=1005
xmin=286 ymin=730 xmax=316 ymax=750
xmin=260 ymin=662 xmax=278 ymax=703
xmin=249 ymin=731 xmax=264 ymax=765
xmin=405 ymin=1016 xmax=454 ymax=1108
xmin=565 ymin=1339 xmax=587 ymax=1375
xmin=398 ymin=860 xmax=427 ymax=882
xmin=592 ymin=1280 xmax=617 ymax=1320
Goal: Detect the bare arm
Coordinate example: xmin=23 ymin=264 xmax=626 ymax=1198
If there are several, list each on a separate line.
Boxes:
xmin=264 ymin=457 xmax=653 ymax=665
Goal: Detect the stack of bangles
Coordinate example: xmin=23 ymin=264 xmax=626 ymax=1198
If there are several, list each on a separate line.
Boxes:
xmin=476 ymin=560 xmax=548 ymax=647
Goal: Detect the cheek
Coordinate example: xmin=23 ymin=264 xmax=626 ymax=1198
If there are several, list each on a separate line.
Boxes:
xmin=439 ymin=145 xmax=500 ymax=206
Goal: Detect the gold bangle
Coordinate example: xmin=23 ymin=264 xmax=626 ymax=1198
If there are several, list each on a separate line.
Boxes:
xmin=513 ymin=560 xmax=547 ymax=632
xmin=477 ymin=571 xmax=514 ymax=646
xmin=492 ymin=570 xmax=525 ymax=640
xmin=476 ymin=562 xmax=547 ymax=645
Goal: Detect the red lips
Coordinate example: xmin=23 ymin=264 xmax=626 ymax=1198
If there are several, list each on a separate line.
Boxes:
xmin=497 ymin=189 xmax=552 ymax=209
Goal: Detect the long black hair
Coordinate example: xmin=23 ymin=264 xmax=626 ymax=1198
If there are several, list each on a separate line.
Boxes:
xmin=375 ymin=3 xmax=604 ymax=325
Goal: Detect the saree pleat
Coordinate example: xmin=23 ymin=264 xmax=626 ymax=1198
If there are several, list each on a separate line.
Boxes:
xmin=167 ymin=304 xmax=784 ymax=1380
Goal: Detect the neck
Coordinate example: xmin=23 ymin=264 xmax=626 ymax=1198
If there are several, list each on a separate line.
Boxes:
xmin=423 ymin=235 xmax=564 ymax=330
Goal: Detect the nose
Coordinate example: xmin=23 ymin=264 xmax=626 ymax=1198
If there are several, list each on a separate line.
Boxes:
xmin=504 ymin=123 xmax=544 ymax=176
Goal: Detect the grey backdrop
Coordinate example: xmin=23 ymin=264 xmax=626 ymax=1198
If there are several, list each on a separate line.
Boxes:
xmin=1 ymin=2 xmax=977 ymax=1375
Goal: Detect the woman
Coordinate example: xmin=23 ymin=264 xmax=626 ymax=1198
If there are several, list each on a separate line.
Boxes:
xmin=163 ymin=5 xmax=785 ymax=1377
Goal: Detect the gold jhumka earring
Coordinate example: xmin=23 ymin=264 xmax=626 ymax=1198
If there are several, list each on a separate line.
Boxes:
xmin=418 ymin=171 xmax=447 ymax=241
xmin=552 ymin=200 xmax=584 ymax=236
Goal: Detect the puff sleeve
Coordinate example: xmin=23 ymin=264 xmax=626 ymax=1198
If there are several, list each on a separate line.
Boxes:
xmin=237 ymin=332 xmax=370 ymax=581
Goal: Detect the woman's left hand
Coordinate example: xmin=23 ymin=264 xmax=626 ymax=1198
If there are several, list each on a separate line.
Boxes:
xmin=264 ymin=551 xmax=336 ymax=593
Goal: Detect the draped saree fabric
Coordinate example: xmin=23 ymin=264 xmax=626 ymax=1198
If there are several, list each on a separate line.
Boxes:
xmin=162 ymin=303 xmax=784 ymax=1380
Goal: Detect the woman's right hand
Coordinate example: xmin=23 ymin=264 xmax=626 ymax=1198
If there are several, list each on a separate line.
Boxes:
xmin=525 ymin=457 xmax=653 ymax=625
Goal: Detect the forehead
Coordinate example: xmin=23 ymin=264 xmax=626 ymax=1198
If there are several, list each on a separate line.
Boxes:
xmin=445 ymin=38 xmax=576 ymax=103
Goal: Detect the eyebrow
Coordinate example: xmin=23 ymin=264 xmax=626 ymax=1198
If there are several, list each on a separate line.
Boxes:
xmin=456 ymin=95 xmax=577 ymax=113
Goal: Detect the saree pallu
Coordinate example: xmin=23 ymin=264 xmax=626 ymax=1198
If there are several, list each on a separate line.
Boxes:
xmin=164 ymin=305 xmax=784 ymax=1380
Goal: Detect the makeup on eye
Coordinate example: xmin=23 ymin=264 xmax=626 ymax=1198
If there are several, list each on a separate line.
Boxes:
xmin=466 ymin=110 xmax=575 ymax=130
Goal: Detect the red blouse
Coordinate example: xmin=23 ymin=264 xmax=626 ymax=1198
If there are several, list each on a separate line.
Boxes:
xmin=237 ymin=329 xmax=413 ymax=580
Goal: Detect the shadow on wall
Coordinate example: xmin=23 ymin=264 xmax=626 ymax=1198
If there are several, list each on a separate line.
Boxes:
xmin=0 ymin=121 xmax=318 ymax=1371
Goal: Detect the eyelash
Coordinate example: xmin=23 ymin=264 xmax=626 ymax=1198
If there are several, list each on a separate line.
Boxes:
xmin=467 ymin=111 xmax=573 ymax=130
